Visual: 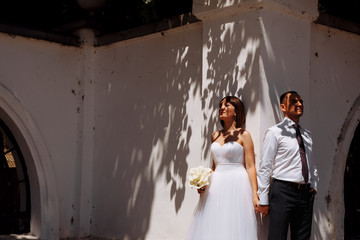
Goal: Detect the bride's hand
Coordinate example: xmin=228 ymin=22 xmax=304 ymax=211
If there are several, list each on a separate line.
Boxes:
xmin=197 ymin=187 xmax=206 ymax=194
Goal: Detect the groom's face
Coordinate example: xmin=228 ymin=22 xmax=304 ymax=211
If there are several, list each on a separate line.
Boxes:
xmin=281 ymin=93 xmax=304 ymax=121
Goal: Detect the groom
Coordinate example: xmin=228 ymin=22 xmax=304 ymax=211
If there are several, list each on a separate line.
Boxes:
xmin=257 ymin=91 xmax=319 ymax=240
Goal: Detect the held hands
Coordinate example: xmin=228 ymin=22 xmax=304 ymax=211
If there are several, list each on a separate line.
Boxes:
xmin=253 ymin=194 xmax=269 ymax=217
xmin=256 ymin=205 xmax=269 ymax=217
xmin=253 ymin=194 xmax=268 ymax=217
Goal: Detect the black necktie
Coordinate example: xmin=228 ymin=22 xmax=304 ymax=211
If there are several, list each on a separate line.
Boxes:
xmin=293 ymin=123 xmax=309 ymax=183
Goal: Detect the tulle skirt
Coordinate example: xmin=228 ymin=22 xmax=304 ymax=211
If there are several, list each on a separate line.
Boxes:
xmin=186 ymin=163 xmax=258 ymax=240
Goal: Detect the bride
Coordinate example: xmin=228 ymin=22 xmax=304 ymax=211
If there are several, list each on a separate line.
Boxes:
xmin=186 ymin=96 xmax=259 ymax=240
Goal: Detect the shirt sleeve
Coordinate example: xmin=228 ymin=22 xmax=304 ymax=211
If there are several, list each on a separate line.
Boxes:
xmin=257 ymin=129 xmax=277 ymax=205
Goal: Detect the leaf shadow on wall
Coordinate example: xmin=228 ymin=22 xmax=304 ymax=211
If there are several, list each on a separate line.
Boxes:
xmin=200 ymin=14 xmax=262 ymax=161
xmin=93 ymin=30 xmax=202 ymax=240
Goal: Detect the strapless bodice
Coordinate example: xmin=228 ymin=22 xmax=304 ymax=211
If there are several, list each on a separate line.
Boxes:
xmin=211 ymin=141 xmax=244 ymax=166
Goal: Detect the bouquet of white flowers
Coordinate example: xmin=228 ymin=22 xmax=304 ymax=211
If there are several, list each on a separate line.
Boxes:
xmin=188 ymin=165 xmax=213 ymax=189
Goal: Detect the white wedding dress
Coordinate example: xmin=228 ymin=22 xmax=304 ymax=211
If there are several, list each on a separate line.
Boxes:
xmin=186 ymin=141 xmax=258 ymax=240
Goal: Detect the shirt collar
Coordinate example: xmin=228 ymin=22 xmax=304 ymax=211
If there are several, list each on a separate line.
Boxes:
xmin=282 ymin=117 xmax=300 ymax=128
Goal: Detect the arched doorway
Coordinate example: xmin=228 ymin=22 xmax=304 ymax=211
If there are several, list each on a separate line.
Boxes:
xmin=0 ymin=118 xmax=30 ymax=234
xmin=344 ymin=122 xmax=360 ymax=239
xmin=0 ymin=84 xmax=60 ymax=239
xmin=327 ymin=95 xmax=360 ymax=240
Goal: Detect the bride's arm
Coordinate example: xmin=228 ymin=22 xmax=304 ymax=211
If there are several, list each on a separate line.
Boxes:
xmin=198 ymin=132 xmax=218 ymax=194
xmin=211 ymin=131 xmax=220 ymax=171
xmin=242 ymin=130 xmax=259 ymax=208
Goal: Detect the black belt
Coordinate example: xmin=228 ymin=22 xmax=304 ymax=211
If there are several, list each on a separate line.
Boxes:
xmin=273 ymin=179 xmax=310 ymax=190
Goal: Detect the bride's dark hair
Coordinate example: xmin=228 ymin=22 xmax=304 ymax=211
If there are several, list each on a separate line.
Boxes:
xmin=219 ymin=96 xmax=246 ymax=128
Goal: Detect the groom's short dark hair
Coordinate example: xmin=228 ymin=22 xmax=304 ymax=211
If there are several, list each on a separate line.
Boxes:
xmin=280 ymin=91 xmax=298 ymax=104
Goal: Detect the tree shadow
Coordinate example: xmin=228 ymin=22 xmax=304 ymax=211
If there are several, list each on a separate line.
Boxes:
xmin=91 ymin=27 xmax=202 ymax=239
xmin=200 ymin=11 xmax=262 ymax=160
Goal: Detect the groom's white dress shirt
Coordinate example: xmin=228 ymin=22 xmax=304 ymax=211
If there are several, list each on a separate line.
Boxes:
xmin=257 ymin=117 xmax=319 ymax=205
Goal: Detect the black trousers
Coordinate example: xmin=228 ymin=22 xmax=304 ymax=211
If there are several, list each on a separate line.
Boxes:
xmin=268 ymin=179 xmax=315 ymax=240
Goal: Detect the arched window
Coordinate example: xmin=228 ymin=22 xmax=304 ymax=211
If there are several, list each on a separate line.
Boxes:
xmin=0 ymin=118 xmax=30 ymax=234
xmin=344 ymin=123 xmax=360 ymax=239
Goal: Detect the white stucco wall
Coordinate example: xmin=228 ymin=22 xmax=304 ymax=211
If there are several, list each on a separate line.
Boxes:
xmin=91 ymin=23 xmax=203 ymax=240
xmin=310 ymin=23 xmax=360 ymax=240
xmin=0 ymin=33 xmax=84 ymax=238
xmin=0 ymin=0 xmax=359 ymax=239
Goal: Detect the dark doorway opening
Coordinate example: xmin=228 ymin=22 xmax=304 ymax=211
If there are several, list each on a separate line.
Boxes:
xmin=344 ymin=122 xmax=360 ymax=239
xmin=0 ymin=119 xmax=30 ymax=234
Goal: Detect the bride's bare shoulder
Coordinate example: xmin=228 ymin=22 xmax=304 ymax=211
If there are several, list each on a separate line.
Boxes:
xmin=211 ymin=130 xmax=222 ymax=142
xmin=236 ymin=128 xmax=250 ymax=135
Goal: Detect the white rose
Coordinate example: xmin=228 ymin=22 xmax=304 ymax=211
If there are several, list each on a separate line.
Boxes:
xmin=189 ymin=165 xmax=212 ymax=189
